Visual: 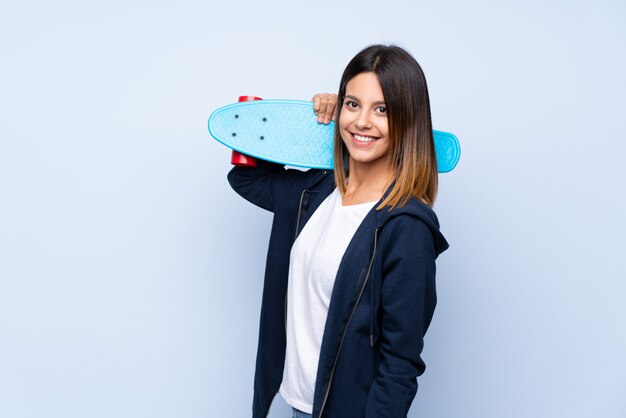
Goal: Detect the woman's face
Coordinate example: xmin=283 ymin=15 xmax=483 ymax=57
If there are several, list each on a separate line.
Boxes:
xmin=339 ymin=72 xmax=390 ymax=166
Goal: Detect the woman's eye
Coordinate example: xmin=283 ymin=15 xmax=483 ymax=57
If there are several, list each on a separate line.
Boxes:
xmin=377 ymin=106 xmax=387 ymax=114
xmin=344 ymin=100 xmax=358 ymax=109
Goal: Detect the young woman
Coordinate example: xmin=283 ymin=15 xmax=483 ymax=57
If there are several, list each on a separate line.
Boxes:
xmin=228 ymin=44 xmax=449 ymax=418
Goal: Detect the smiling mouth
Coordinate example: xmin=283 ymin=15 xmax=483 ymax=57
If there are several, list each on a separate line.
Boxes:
xmin=352 ymin=133 xmax=380 ymax=143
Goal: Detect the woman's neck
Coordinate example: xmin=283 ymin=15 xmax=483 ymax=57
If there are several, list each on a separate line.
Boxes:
xmin=343 ymin=157 xmax=395 ymax=205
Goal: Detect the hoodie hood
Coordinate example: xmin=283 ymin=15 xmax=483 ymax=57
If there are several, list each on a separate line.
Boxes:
xmin=374 ymin=198 xmax=449 ymax=257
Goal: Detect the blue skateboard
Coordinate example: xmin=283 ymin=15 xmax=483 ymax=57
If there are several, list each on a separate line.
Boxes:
xmin=208 ymin=98 xmax=460 ymax=172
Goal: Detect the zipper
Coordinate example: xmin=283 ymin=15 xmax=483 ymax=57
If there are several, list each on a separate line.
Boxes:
xmin=286 ymin=189 xmax=309 ymax=334
xmin=317 ymin=227 xmax=379 ymax=418
xmin=294 ymin=189 xmax=307 ymax=241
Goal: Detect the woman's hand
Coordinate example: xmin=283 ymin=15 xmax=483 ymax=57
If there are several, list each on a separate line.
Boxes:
xmin=311 ymin=93 xmax=338 ymax=124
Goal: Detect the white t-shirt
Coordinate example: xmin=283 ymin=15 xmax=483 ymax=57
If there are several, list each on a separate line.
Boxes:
xmin=279 ymin=187 xmax=377 ymax=413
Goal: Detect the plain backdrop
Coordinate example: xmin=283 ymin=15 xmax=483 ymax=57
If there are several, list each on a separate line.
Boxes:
xmin=1 ymin=1 xmax=625 ymax=417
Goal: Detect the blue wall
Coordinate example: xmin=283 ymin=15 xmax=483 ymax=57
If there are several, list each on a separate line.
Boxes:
xmin=1 ymin=1 xmax=624 ymax=417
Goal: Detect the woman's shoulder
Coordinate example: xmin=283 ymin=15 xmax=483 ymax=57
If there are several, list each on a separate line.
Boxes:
xmin=377 ymin=197 xmax=440 ymax=230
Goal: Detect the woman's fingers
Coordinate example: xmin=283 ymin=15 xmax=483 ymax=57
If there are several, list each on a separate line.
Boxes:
xmin=313 ymin=95 xmax=321 ymax=115
xmin=326 ymin=94 xmax=337 ymax=123
xmin=317 ymin=94 xmax=329 ymax=123
xmin=311 ymin=93 xmax=338 ymax=124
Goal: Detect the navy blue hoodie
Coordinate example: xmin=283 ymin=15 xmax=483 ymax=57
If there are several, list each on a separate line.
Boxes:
xmin=227 ymin=159 xmax=448 ymax=418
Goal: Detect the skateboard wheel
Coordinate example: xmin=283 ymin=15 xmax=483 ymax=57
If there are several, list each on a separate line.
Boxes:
xmin=230 ymin=96 xmax=264 ymax=167
xmin=231 ymin=151 xmax=257 ymax=167
xmin=238 ymin=96 xmax=263 ymax=102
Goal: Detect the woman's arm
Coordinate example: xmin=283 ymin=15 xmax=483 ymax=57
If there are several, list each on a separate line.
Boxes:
xmin=227 ymin=158 xmax=288 ymax=212
xmin=365 ymin=217 xmax=437 ymax=418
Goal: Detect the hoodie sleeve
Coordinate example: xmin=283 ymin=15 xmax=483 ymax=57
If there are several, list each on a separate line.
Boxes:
xmin=226 ymin=159 xmax=312 ymax=212
xmin=364 ymin=216 xmax=437 ymax=418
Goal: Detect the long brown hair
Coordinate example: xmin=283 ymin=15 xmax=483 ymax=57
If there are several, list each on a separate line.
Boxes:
xmin=333 ymin=44 xmax=438 ymax=209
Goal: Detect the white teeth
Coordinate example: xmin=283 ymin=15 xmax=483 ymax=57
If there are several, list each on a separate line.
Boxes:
xmin=353 ymin=134 xmax=377 ymax=142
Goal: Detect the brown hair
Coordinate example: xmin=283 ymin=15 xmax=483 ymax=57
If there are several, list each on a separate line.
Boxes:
xmin=333 ymin=44 xmax=438 ymax=209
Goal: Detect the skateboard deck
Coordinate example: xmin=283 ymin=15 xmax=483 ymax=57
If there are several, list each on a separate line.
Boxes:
xmin=208 ymin=99 xmax=460 ymax=172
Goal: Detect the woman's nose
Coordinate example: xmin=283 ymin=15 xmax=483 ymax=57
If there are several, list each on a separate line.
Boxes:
xmin=355 ymin=111 xmax=372 ymax=129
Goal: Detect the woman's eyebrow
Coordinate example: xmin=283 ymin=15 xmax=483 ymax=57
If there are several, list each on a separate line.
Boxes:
xmin=344 ymin=94 xmax=386 ymax=105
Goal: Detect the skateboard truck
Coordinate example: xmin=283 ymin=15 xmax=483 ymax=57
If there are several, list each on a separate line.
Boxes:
xmin=230 ymin=96 xmax=263 ymax=167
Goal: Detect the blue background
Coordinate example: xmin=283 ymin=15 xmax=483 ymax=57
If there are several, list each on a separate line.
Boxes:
xmin=1 ymin=1 xmax=625 ymax=417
